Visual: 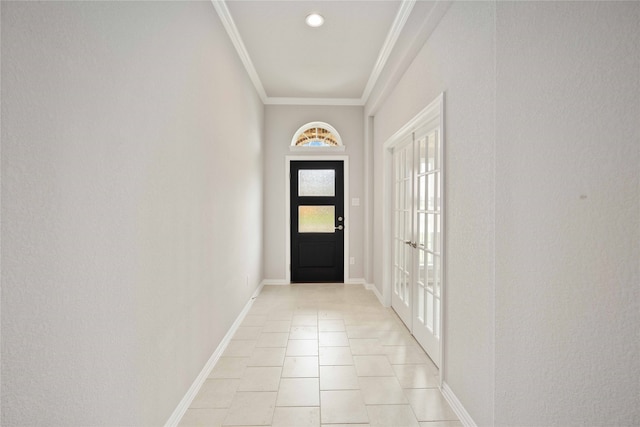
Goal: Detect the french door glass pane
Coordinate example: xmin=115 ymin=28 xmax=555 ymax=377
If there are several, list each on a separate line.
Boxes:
xmin=427 ymin=174 xmax=436 ymax=211
xmin=298 ymin=206 xmax=335 ymax=233
xmin=427 ymin=292 xmax=434 ymax=331
xmin=419 ymin=137 xmax=427 ymax=174
xmin=298 ymin=170 xmax=335 ymax=196
xmin=418 ymin=286 xmax=425 ymax=323
xmin=427 ymin=132 xmax=437 ymax=171
xmin=418 ymin=176 xmax=426 ymax=211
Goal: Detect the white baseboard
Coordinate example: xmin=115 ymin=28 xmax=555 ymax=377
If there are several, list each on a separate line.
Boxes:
xmin=165 ymin=282 xmax=264 ymax=427
xmin=261 ymin=279 xmax=289 ymax=286
xmin=441 ymin=381 xmax=476 ymax=427
xmin=344 ymin=278 xmax=365 ymax=285
xmin=364 ymin=283 xmax=384 ymax=305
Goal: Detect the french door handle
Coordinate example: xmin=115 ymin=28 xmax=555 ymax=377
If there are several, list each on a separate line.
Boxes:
xmin=404 ymin=241 xmax=417 ymax=248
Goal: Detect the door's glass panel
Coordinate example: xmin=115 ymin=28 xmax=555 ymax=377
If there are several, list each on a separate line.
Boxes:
xmin=418 ymin=175 xmax=426 ymax=211
xmin=298 ymin=206 xmax=335 ymax=233
xmin=418 ymin=286 xmax=425 ymax=323
xmin=418 ymin=249 xmax=426 ymax=285
xmin=426 ymin=214 xmax=435 ymax=251
xmin=426 ymin=252 xmax=434 ymax=289
xmin=298 ymin=170 xmax=335 ymax=197
xmin=427 ymin=132 xmax=437 ymax=171
xmin=426 ymin=291 xmax=434 ymax=331
xmin=435 ymin=173 xmax=441 ymax=211
xmin=419 ymin=137 xmax=427 ymax=174
xmin=418 ymin=213 xmax=426 ymax=247
xmin=427 ymin=174 xmax=436 ymax=211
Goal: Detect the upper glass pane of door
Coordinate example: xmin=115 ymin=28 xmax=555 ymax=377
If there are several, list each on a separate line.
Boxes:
xmin=298 ymin=170 xmax=335 ymax=197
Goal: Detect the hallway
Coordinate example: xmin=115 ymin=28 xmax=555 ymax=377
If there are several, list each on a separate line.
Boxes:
xmin=179 ymin=284 xmax=461 ymax=427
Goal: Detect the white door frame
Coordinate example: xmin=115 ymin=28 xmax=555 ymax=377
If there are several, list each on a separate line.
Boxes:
xmin=381 ymin=93 xmax=445 ymax=379
xmin=285 ymin=155 xmax=350 ymax=284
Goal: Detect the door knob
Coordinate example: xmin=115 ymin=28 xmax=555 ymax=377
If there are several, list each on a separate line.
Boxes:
xmin=335 ymin=225 xmax=344 ymax=231
xmin=404 ymin=240 xmax=417 ymax=248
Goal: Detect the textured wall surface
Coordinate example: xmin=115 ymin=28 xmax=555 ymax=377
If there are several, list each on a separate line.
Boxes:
xmin=1 ymin=2 xmax=264 ymax=425
xmin=369 ymin=2 xmax=497 ymax=425
xmin=368 ymin=1 xmax=639 ymax=425
xmin=494 ymin=2 xmax=640 ymax=425
xmin=263 ymin=105 xmax=364 ymax=282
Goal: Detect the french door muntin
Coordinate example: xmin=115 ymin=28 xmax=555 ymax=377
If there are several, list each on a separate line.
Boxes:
xmin=392 ymin=127 xmax=442 ymax=368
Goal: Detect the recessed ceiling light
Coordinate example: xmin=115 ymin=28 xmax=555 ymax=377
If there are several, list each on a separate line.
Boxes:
xmin=305 ymin=13 xmax=324 ymax=28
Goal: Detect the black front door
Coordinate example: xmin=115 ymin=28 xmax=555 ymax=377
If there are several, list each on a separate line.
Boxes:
xmin=291 ymin=161 xmax=344 ymax=283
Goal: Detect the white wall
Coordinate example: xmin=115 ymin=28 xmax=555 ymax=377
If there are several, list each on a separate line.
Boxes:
xmin=369 ymin=2 xmax=496 ymax=425
xmin=368 ymin=1 xmax=639 ymax=426
xmin=263 ymin=106 xmax=364 ymax=282
xmin=494 ymin=2 xmax=640 ymax=425
xmin=1 ymin=2 xmax=264 ymax=425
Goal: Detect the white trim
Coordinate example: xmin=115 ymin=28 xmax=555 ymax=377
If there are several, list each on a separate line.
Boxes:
xmin=365 ymin=283 xmax=385 ymax=306
xmin=360 ymin=0 xmax=416 ymax=103
xmin=261 ymin=279 xmax=289 ymax=286
xmin=442 ymin=382 xmax=477 ymax=427
xmin=165 ymin=282 xmax=264 ymax=427
xmin=285 ymin=155 xmax=350 ymax=284
xmin=266 ymin=97 xmax=363 ymax=106
xmin=211 ymin=0 xmax=267 ymax=103
xmin=382 ymin=92 xmax=445 ymax=369
xmin=290 ymin=146 xmax=346 ymax=153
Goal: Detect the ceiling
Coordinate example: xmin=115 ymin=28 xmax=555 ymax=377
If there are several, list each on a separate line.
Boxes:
xmin=213 ymin=0 xmax=443 ymax=106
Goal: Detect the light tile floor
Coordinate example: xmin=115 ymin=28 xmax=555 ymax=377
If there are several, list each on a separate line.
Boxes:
xmin=179 ymin=284 xmax=462 ymax=427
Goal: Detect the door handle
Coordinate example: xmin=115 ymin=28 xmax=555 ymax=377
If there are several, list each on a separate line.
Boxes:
xmin=335 ymin=225 xmax=344 ymax=231
xmin=404 ymin=240 xmax=417 ymax=248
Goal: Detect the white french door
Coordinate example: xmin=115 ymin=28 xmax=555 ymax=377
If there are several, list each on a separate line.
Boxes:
xmin=391 ymin=137 xmax=414 ymax=327
xmin=391 ymin=124 xmax=443 ymax=368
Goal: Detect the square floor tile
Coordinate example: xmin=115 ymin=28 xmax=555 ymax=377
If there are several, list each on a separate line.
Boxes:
xmin=256 ymin=332 xmax=290 ymax=348
xmin=263 ymin=320 xmax=292 ymax=332
xmin=290 ymin=326 xmax=318 ymax=340
xmin=286 ymin=340 xmax=318 ymax=356
xmin=419 ymin=422 xmax=464 ymax=427
xmin=319 ymin=331 xmax=350 ymax=347
xmin=366 ymin=405 xmax=419 ymax=427
xmin=276 ymin=378 xmax=320 ymax=407
xmin=384 ymin=345 xmax=430 ymax=364
xmin=282 ymin=356 xmax=319 ymax=378
xmin=233 ymin=326 xmax=263 ymax=340
xmin=242 ymin=315 xmax=268 ymax=327
xmin=377 ymin=330 xmax=416 ymax=346
xmin=320 ymin=365 xmax=359 ymax=390
xmin=238 ymin=367 xmax=282 ymax=391
xmin=349 ymin=338 xmax=385 ymax=355
xmin=247 ymin=347 xmax=286 ymax=367
xmin=353 ymin=355 xmax=395 ymax=377
xmin=318 ymin=319 xmax=345 ymax=332
xmin=190 ymin=379 xmax=239 ymax=408
xmin=345 ymin=325 xmax=380 ymax=339
xmin=319 ymin=347 xmax=354 ymax=366
xmin=393 ymin=364 xmax=439 ymax=389
xmin=223 ymin=391 xmax=277 ymax=426
xmin=223 ymin=341 xmax=256 ymax=357
xmin=209 ymin=357 xmax=247 ymax=379
xmin=405 ymin=389 xmax=458 ymax=422
xmin=272 ymin=407 xmax=320 ymax=427
xmin=292 ymin=315 xmax=318 ymax=326
xmin=319 ymin=390 xmax=368 ymax=424
xmin=178 ymin=408 xmax=227 ymax=427
xmin=358 ymin=377 xmax=407 ymax=404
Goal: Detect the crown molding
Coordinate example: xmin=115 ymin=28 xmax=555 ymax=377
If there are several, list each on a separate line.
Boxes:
xmin=360 ymin=0 xmax=416 ymax=104
xmin=212 ymin=0 xmax=415 ymax=107
xmin=265 ymin=97 xmax=364 ymax=107
xmin=211 ymin=0 xmax=268 ymax=103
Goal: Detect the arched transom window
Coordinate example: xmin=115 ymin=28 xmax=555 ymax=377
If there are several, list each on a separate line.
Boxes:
xmin=291 ymin=122 xmax=343 ymax=148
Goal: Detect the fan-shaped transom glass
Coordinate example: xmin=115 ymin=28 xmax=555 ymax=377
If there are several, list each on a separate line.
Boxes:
xmin=291 ymin=122 xmax=343 ymax=148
